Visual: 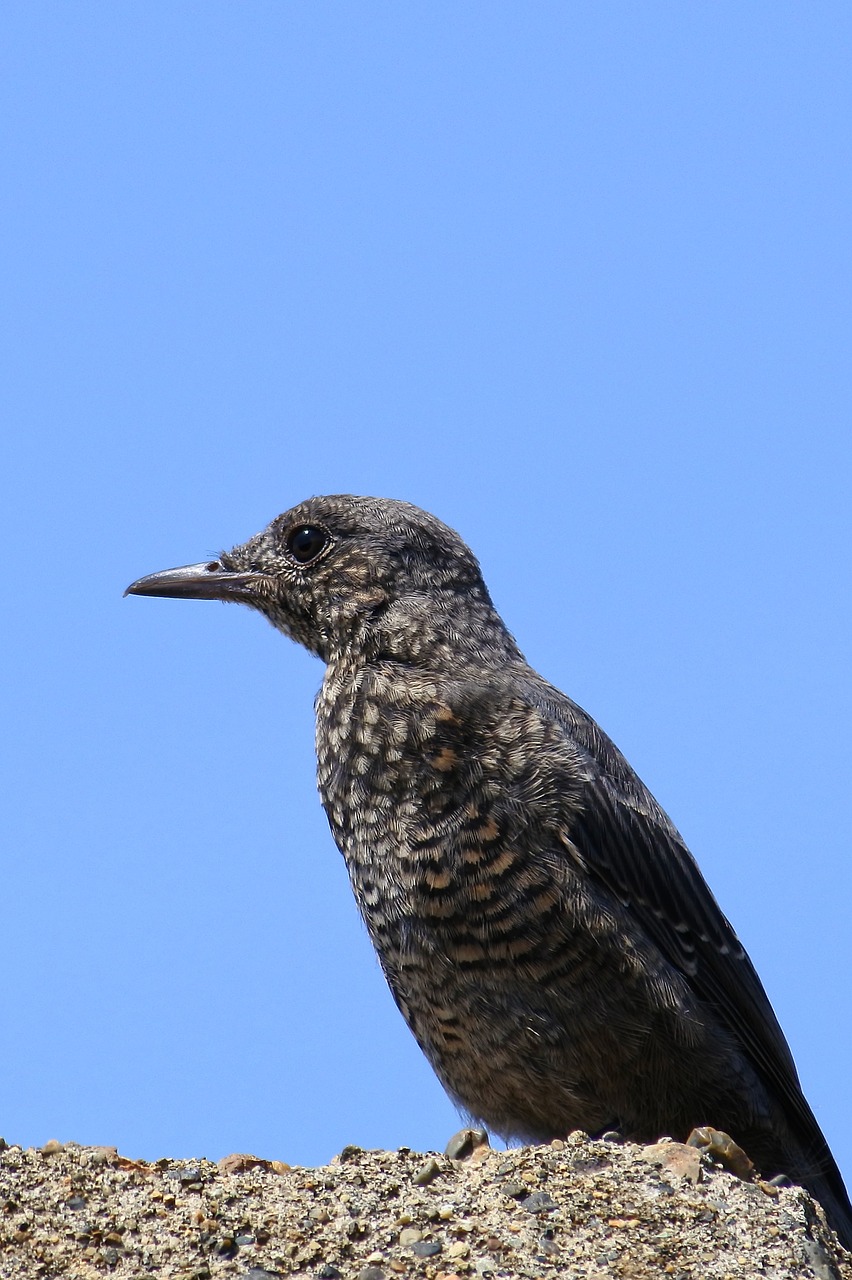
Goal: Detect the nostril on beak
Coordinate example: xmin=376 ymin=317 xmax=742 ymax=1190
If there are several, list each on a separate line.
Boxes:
xmin=205 ymin=561 xmax=222 ymax=572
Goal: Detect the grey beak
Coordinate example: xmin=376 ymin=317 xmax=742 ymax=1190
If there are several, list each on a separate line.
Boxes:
xmin=124 ymin=560 xmax=262 ymax=601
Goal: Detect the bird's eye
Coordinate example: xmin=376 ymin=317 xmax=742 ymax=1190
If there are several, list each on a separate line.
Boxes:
xmin=286 ymin=524 xmax=330 ymax=564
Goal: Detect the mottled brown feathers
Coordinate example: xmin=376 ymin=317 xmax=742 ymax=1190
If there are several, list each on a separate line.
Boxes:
xmin=126 ymin=494 xmax=852 ymax=1249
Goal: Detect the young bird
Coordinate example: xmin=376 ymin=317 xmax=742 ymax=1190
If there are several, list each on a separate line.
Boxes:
xmin=126 ymin=495 xmax=852 ymax=1248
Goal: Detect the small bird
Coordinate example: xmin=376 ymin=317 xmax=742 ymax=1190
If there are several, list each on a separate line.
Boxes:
xmin=126 ymin=495 xmax=852 ymax=1247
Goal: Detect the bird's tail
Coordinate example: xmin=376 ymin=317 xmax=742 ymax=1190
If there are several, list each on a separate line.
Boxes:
xmin=800 ymin=1159 xmax=852 ymax=1253
xmin=740 ymin=1105 xmax=852 ymax=1252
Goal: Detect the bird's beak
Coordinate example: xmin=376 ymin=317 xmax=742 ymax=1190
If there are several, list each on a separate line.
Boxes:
xmin=124 ymin=560 xmax=263 ymax=601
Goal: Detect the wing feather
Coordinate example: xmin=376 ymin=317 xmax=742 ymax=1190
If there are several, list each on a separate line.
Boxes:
xmin=521 ymin=677 xmax=819 ymax=1137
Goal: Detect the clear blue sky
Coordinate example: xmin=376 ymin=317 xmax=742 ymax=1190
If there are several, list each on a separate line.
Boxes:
xmin=2 ymin=3 xmax=850 ymax=1184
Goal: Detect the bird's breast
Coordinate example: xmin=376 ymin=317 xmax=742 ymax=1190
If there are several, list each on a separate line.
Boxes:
xmin=314 ymin=660 xmax=580 ymax=971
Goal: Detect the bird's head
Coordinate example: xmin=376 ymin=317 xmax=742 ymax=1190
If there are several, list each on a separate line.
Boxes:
xmin=125 ymin=494 xmax=510 ymax=664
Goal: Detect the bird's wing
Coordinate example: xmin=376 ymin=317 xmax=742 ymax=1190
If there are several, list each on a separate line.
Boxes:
xmin=519 ymin=675 xmax=818 ymax=1135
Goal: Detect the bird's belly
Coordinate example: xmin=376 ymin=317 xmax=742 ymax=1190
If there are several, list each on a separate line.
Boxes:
xmin=382 ymin=929 xmax=621 ymax=1140
xmin=323 ymin=765 xmax=753 ymax=1145
xmin=352 ymin=878 xmax=695 ymax=1142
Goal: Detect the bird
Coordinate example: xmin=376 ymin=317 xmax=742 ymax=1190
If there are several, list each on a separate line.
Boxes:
xmin=125 ymin=494 xmax=852 ymax=1248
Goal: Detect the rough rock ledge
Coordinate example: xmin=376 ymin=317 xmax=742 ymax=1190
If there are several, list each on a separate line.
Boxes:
xmin=0 ymin=1131 xmax=848 ymax=1279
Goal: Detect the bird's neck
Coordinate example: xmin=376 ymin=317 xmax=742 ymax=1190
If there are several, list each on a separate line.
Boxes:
xmin=326 ymin=589 xmax=524 ymax=675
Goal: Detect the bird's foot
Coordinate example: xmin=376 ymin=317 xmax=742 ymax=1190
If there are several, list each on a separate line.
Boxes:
xmin=686 ymin=1126 xmax=755 ymax=1180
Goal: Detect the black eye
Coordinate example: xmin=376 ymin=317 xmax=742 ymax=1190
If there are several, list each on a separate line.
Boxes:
xmin=286 ymin=524 xmax=329 ymax=564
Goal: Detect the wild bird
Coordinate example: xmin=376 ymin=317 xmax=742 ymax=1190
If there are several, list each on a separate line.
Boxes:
xmin=126 ymin=494 xmax=852 ymax=1248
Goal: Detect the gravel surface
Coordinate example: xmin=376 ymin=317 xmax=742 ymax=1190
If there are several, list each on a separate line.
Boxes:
xmin=0 ymin=1131 xmax=848 ymax=1279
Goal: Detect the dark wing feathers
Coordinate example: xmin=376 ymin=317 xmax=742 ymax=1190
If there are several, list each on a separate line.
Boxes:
xmin=569 ymin=781 xmax=803 ymax=1093
xmin=521 ymin=678 xmax=818 ymax=1136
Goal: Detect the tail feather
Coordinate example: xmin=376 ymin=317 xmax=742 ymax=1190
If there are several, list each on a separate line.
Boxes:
xmin=799 ymin=1159 xmax=852 ymax=1253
